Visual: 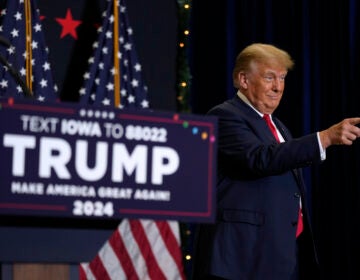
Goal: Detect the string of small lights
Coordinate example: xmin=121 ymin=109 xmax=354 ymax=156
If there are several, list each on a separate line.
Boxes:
xmin=176 ymin=0 xmax=195 ymax=278
xmin=176 ymin=0 xmax=192 ymax=113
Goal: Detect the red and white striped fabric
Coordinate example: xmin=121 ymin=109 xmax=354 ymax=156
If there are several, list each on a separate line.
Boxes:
xmin=79 ymin=219 xmax=185 ymax=280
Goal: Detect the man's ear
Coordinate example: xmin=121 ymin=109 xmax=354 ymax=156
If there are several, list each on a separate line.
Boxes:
xmin=238 ymin=72 xmax=248 ymax=89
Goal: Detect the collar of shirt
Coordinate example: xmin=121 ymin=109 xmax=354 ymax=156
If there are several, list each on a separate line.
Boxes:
xmin=237 ymin=90 xmax=264 ymax=117
xmin=236 ymin=90 xmax=285 ymax=142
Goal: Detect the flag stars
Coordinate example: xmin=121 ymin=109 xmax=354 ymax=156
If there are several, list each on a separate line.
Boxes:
xmin=31 ymin=40 xmax=39 ymax=49
xmin=0 ymin=1 xmax=58 ymax=101
xmin=11 ymin=28 xmax=19 ymax=38
xmin=106 ymin=82 xmax=114 ymax=91
xmin=34 ymin=23 xmax=42 ymax=32
xmin=102 ymin=47 xmax=109 ymax=54
xmin=120 ymin=89 xmax=127 ymax=96
xmin=111 ymin=67 xmax=118 ymax=76
xmin=131 ymin=79 xmax=139 ymax=88
xmin=7 ymin=46 xmax=15 ymax=55
xmin=39 ymin=79 xmax=48 ymax=88
xmin=83 ymin=72 xmax=90 ymax=80
xmin=134 ymin=63 xmax=141 ymax=72
xmin=0 ymin=79 xmax=8 ymax=88
xmin=77 ymin=1 xmax=149 ymax=112
xmin=43 ymin=62 xmax=51 ymax=71
xmin=124 ymin=42 xmax=132 ymax=51
xmin=14 ymin=12 xmax=22 ymax=21
xmin=127 ymin=94 xmax=135 ymax=103
xmin=105 ymin=31 xmax=112 ymax=39
xmin=141 ymin=99 xmax=149 ymax=108
xmin=102 ymin=98 xmax=111 ymax=106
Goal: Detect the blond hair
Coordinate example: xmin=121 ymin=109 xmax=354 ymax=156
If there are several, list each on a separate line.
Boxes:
xmin=232 ymin=43 xmax=294 ymax=88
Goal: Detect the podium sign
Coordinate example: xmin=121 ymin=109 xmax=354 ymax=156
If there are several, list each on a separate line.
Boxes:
xmin=0 ymin=98 xmax=217 ymax=223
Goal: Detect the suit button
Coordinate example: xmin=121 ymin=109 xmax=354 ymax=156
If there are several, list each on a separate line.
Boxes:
xmin=294 ymin=192 xmax=300 ymax=198
xmin=292 ymin=221 xmax=298 ymax=226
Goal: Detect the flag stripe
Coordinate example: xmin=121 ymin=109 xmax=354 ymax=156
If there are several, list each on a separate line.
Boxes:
xmin=140 ymin=220 xmax=178 ymax=278
xmin=97 ymin=239 xmax=127 ymax=280
xmin=156 ymin=221 xmax=186 ymax=279
xmin=129 ymin=220 xmax=167 ymax=280
xmin=79 ymin=264 xmax=89 ymax=280
xmin=89 ymin=254 xmax=112 ymax=280
xmin=80 ymin=263 xmax=96 ymax=280
xmin=120 ymin=219 xmax=149 ymax=278
xmin=109 ymin=228 xmax=139 ymax=280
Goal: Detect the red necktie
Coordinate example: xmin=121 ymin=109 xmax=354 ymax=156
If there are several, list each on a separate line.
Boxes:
xmin=296 ymin=207 xmax=303 ymax=238
xmin=263 ymin=114 xmax=303 ymax=237
xmin=263 ymin=114 xmax=280 ymax=142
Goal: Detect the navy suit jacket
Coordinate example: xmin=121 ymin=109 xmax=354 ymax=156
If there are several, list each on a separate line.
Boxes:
xmin=192 ymin=95 xmax=321 ymax=280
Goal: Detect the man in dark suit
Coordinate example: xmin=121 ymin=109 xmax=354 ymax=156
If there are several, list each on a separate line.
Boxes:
xmin=192 ymin=43 xmax=360 ymax=280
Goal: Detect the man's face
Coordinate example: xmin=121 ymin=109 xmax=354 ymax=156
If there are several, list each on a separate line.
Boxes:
xmin=241 ymin=61 xmax=288 ymax=114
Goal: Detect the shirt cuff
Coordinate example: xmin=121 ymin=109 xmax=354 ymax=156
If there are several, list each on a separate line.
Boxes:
xmin=317 ymin=132 xmax=326 ymax=160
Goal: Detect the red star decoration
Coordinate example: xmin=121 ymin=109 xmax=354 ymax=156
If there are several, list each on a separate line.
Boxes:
xmin=55 ymin=8 xmax=82 ymax=39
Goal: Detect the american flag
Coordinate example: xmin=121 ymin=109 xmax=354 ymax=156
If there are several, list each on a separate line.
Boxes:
xmin=78 ymin=0 xmax=149 ymax=109
xmin=0 ymin=0 xmax=58 ymax=101
xmin=80 ymin=219 xmax=185 ymax=280
xmin=79 ymin=0 xmax=185 ymax=279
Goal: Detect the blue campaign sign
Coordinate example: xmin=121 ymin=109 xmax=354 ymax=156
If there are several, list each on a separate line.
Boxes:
xmin=0 ymin=98 xmax=217 ymax=223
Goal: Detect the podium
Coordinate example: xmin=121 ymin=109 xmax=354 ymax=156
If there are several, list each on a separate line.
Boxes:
xmin=0 ymin=98 xmax=217 ymax=279
xmin=0 ymin=218 xmax=117 ymax=279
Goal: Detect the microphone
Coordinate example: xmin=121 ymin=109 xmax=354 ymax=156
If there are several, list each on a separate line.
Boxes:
xmin=0 ymin=36 xmax=11 ymax=48
xmin=0 ymin=54 xmax=33 ymax=97
xmin=0 ymin=35 xmax=33 ymax=98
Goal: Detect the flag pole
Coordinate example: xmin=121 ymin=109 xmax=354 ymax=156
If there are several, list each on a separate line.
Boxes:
xmin=113 ymin=0 xmax=121 ymax=107
xmin=24 ymin=0 xmax=33 ymax=95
